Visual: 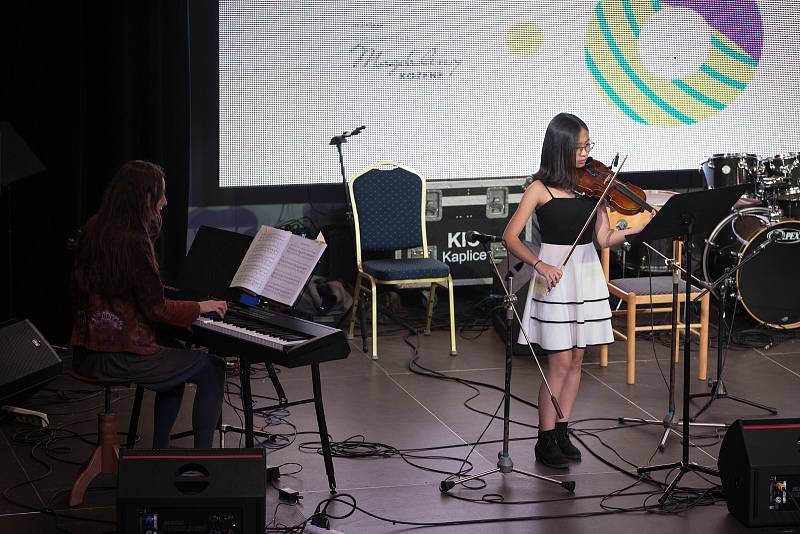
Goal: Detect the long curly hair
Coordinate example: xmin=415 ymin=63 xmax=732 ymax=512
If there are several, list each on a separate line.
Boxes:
xmin=72 ymin=160 xmax=166 ymax=299
xmin=527 ymin=113 xmax=587 ymax=191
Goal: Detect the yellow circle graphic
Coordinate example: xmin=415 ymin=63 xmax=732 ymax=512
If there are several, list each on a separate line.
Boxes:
xmin=507 ymin=22 xmax=543 ymax=57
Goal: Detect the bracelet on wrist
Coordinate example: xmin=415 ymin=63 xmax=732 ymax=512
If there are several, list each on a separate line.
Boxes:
xmin=533 ymin=259 xmax=542 ymax=271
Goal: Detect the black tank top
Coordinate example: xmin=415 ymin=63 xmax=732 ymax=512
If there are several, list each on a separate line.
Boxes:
xmin=537 ymin=183 xmax=597 ymax=246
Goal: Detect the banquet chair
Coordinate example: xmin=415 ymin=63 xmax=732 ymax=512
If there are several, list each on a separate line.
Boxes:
xmin=346 ymin=161 xmax=456 ymax=359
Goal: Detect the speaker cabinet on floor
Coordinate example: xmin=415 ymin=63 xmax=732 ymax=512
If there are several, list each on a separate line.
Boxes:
xmin=718 ymin=418 xmax=800 ymax=527
xmin=117 ymin=448 xmax=266 ymax=534
xmin=0 ymin=318 xmax=62 ymax=404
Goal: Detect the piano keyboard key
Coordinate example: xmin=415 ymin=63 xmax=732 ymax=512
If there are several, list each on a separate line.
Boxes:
xmin=193 ymin=317 xmax=306 ymax=350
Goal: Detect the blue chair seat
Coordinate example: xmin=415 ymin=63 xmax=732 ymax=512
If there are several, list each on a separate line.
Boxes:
xmin=362 ymin=258 xmax=450 ymax=281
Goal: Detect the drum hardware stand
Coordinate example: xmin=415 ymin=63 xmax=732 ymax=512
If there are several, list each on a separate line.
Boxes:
xmin=440 ymin=242 xmax=575 ymax=494
xmin=624 ymin=185 xmax=746 ymax=504
xmin=618 ymin=243 xmax=725 ymax=451
xmin=688 ymin=238 xmax=779 ymax=421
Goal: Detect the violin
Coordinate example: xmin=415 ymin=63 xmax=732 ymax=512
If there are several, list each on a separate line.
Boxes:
xmin=576 ymin=158 xmax=653 ymax=215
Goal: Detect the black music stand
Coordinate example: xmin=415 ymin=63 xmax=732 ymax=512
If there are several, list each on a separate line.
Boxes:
xmin=627 ymin=184 xmax=747 ymax=503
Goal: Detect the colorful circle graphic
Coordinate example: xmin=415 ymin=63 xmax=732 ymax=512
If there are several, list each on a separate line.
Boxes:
xmin=585 ymin=0 xmax=763 ymax=127
xmin=507 ymin=21 xmax=543 ymax=56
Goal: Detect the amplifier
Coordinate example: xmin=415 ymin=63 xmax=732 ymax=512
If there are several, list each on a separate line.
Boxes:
xmin=718 ymin=418 xmax=800 ymax=527
xmin=117 ymin=448 xmax=266 ymax=534
xmin=0 ymin=318 xmax=62 ymax=404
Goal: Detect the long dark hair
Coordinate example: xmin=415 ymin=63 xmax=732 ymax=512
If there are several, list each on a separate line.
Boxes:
xmin=73 ymin=160 xmax=166 ymax=299
xmin=531 ymin=113 xmax=588 ymax=190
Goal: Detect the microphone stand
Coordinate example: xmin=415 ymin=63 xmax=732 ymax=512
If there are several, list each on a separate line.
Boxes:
xmin=689 ymin=237 xmax=779 ymax=420
xmin=441 ymin=241 xmax=575 ymax=494
xmin=329 ymin=126 xmax=365 ymax=219
xmin=330 ymin=127 xmax=369 ymax=352
xmin=618 ymin=241 xmax=725 ymax=451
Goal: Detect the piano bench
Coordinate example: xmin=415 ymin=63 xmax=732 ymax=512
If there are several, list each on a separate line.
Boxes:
xmin=67 ymin=371 xmax=145 ymax=507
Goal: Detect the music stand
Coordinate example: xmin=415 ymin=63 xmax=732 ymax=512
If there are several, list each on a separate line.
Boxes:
xmin=626 ymin=184 xmax=747 ymax=503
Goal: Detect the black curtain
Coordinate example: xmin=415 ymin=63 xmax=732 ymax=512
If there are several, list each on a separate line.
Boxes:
xmin=1 ymin=1 xmax=196 ymax=342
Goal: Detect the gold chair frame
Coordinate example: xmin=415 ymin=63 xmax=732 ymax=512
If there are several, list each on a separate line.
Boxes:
xmin=346 ymin=161 xmax=457 ymax=359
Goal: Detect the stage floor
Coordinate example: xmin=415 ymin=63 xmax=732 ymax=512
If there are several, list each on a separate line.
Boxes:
xmin=2 ymin=300 xmax=800 ymax=533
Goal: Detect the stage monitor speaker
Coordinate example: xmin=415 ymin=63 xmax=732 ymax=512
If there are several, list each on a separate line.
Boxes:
xmin=117 ymin=448 xmax=266 ymax=534
xmin=718 ymin=418 xmax=800 ymax=527
xmin=0 ymin=318 xmax=62 ymax=404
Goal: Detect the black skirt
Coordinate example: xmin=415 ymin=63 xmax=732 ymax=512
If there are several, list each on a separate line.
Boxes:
xmin=72 ymin=345 xmax=224 ymax=393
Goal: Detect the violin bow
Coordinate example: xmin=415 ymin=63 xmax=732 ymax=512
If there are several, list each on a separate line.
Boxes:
xmin=557 ymin=155 xmax=628 ymax=271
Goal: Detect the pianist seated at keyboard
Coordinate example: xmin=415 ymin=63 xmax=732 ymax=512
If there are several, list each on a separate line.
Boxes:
xmin=70 ymin=160 xmax=228 ymax=449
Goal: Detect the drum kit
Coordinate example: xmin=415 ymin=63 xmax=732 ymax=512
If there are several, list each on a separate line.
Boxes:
xmin=700 ymin=153 xmax=800 ymax=329
xmin=618 ymin=152 xmax=800 ymax=330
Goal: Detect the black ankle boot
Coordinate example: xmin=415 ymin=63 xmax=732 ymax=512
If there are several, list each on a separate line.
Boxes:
xmin=554 ymin=422 xmax=581 ymax=461
xmin=535 ymin=429 xmax=568 ymax=469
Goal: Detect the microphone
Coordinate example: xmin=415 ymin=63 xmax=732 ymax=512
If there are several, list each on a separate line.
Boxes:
xmin=768 ymin=228 xmax=785 ymax=241
xmin=754 ymin=228 xmax=783 ymax=253
xmin=344 ymin=125 xmax=365 ymax=137
xmin=329 ymin=125 xmax=366 ymax=145
xmin=466 ymin=230 xmax=503 ymax=244
xmin=615 ymin=219 xmax=632 ymax=250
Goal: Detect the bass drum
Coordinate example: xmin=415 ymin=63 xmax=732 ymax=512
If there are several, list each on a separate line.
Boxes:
xmin=703 ymin=208 xmax=800 ymax=328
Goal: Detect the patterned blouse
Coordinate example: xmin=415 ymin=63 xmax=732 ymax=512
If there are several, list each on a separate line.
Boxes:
xmin=71 ymin=237 xmax=200 ymax=355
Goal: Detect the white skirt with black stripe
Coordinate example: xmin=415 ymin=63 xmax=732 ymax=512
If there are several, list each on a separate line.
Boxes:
xmin=518 ymin=242 xmax=613 ymax=352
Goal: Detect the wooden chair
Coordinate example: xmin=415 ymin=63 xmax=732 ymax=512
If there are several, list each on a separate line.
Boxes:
xmin=598 ymin=208 xmax=709 ymax=385
xmin=68 ymin=371 xmax=144 ymax=506
xmin=346 ymin=161 xmax=456 ymax=359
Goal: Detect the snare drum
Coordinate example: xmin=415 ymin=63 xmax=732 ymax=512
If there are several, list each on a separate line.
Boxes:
xmin=700 ymin=153 xmax=761 ymax=196
xmin=703 ymin=207 xmax=800 ymax=328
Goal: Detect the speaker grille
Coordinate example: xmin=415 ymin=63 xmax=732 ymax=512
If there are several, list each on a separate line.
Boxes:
xmin=0 ymin=319 xmax=62 ymax=403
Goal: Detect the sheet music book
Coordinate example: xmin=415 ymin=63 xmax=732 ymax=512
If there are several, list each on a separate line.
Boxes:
xmin=229 ymin=225 xmax=326 ymax=307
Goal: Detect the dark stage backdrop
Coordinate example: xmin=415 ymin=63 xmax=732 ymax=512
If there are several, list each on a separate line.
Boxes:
xmin=1 ymin=1 xmax=198 ymax=342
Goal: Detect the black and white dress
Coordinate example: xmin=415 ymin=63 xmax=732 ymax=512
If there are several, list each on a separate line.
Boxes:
xmin=518 ymin=184 xmax=613 ymax=352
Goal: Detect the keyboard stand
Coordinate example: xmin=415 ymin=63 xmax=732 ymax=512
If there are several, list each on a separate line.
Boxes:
xmin=169 ymin=359 xmax=337 ymax=493
xmin=170 ymin=360 xmax=285 ymax=445
xmin=239 ymin=358 xmax=337 ymax=493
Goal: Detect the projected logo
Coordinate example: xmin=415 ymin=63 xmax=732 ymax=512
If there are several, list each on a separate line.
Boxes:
xmin=585 ymin=0 xmax=763 ymax=127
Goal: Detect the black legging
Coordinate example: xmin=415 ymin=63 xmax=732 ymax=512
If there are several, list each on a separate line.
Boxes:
xmin=151 ymin=354 xmax=224 ymax=448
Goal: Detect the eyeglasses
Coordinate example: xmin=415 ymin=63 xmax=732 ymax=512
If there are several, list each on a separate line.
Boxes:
xmin=575 ymin=141 xmax=595 ymax=153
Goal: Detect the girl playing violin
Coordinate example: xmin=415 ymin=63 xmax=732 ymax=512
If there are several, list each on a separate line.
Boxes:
xmin=502 ymin=113 xmax=653 ymax=469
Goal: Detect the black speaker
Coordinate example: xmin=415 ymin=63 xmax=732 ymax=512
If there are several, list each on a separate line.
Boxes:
xmin=0 ymin=318 xmax=62 ymax=404
xmin=117 ymin=448 xmax=266 ymax=534
xmin=718 ymin=418 xmax=800 ymax=527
